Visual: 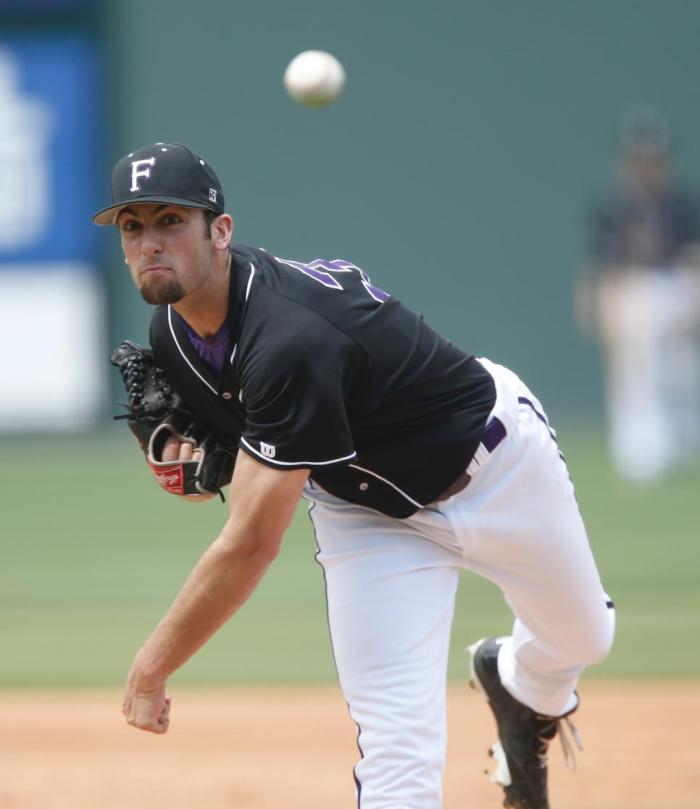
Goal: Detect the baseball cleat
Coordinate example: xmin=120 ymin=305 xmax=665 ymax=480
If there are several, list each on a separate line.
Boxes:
xmin=467 ymin=637 xmax=582 ymax=809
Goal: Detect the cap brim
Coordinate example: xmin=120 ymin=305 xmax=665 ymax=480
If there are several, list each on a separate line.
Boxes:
xmin=92 ymin=196 xmax=212 ymax=226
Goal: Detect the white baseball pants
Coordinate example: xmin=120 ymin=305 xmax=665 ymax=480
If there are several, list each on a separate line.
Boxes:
xmin=305 ymin=358 xmax=615 ymax=809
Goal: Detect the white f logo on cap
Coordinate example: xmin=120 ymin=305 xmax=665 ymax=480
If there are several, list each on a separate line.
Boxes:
xmin=130 ymin=157 xmax=156 ymax=192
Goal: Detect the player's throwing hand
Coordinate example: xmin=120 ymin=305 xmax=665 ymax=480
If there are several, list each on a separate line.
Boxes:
xmin=122 ymin=677 xmax=171 ymax=734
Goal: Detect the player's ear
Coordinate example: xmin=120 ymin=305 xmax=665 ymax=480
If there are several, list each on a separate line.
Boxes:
xmin=211 ymin=213 xmax=233 ymax=250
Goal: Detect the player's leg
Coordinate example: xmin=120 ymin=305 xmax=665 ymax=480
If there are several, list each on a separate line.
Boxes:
xmin=440 ymin=360 xmax=614 ymax=808
xmin=443 ymin=361 xmax=615 ymax=716
xmin=306 ymin=485 xmax=460 ymax=809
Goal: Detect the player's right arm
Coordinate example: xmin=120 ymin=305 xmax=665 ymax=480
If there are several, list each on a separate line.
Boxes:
xmin=122 ymin=450 xmax=309 ymax=733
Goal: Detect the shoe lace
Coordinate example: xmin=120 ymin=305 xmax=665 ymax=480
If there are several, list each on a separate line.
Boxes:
xmin=536 ymin=714 xmax=583 ymax=771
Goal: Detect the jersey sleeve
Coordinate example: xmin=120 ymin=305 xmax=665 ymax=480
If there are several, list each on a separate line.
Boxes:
xmin=238 ymin=333 xmax=358 ymax=469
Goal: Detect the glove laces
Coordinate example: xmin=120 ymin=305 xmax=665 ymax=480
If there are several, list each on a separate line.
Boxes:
xmin=113 ymin=355 xmax=178 ymax=420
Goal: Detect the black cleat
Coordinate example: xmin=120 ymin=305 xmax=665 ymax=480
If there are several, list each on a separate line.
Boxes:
xmin=467 ymin=637 xmax=581 ymax=809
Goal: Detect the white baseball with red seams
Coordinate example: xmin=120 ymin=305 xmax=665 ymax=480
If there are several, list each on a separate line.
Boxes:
xmin=283 ymin=50 xmax=346 ymax=107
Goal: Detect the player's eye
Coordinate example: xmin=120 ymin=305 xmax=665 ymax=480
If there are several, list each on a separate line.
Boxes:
xmin=161 ymin=213 xmax=183 ymax=225
xmin=120 ymin=219 xmax=141 ymax=232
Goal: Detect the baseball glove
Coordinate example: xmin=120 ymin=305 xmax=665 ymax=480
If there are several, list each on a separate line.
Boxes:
xmin=109 ymin=340 xmax=237 ymax=501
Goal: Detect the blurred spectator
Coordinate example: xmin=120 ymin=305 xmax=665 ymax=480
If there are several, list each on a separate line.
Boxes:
xmin=578 ymin=106 xmax=700 ymax=484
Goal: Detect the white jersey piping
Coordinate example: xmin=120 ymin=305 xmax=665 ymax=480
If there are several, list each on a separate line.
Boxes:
xmin=348 ymin=463 xmax=426 ymax=508
xmin=167 ymin=306 xmax=218 ymax=394
xmin=230 ymin=262 xmax=256 ymax=365
xmin=241 ymin=437 xmax=357 ymax=467
xmin=245 ymin=262 xmax=256 ymax=300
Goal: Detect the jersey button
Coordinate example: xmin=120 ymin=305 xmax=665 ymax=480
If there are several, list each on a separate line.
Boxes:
xmin=359 ymin=482 xmax=369 ymax=491
xmin=222 ymin=392 xmax=232 ymax=400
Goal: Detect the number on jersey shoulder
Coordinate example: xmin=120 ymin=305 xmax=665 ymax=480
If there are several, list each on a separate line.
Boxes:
xmin=275 ymin=256 xmax=389 ymax=303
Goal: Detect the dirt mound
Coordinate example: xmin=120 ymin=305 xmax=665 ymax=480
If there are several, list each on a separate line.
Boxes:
xmin=1 ymin=681 xmax=697 ymax=808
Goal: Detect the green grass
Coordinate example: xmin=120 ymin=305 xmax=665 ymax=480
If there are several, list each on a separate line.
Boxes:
xmin=1 ymin=429 xmax=698 ymax=686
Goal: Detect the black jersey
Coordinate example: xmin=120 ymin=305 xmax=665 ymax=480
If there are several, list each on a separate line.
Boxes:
xmin=150 ymin=244 xmax=496 ymax=518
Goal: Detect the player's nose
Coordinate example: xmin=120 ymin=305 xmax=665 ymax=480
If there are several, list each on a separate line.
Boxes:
xmin=140 ymin=227 xmax=163 ymax=256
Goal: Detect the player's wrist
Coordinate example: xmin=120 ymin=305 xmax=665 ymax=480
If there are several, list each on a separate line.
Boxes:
xmin=128 ymin=651 xmax=168 ymax=693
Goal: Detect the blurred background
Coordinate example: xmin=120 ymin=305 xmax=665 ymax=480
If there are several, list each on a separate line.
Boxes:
xmin=1 ymin=0 xmax=699 ymax=688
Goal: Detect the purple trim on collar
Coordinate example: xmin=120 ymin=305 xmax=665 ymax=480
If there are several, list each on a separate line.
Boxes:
xmin=179 ymin=315 xmax=230 ymax=376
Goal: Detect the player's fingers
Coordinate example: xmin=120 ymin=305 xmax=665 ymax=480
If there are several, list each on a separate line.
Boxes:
xmin=122 ymin=685 xmax=170 ymax=733
xmin=161 ymin=436 xmax=181 ymax=462
xmin=150 ymin=699 xmax=172 ymax=734
xmin=179 ymin=442 xmax=194 ymax=462
xmin=126 ymin=712 xmax=168 ymax=734
xmin=135 ymin=718 xmax=169 ymax=734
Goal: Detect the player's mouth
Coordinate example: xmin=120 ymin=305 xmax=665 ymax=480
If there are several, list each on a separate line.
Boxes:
xmin=140 ymin=266 xmax=172 ymax=277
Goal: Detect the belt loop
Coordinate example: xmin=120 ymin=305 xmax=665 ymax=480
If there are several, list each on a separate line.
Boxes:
xmin=466 ymin=442 xmax=491 ymax=476
xmin=466 ymin=416 xmax=507 ymax=478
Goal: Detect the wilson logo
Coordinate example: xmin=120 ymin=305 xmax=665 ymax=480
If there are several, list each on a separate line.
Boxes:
xmin=260 ymin=442 xmax=276 ymax=458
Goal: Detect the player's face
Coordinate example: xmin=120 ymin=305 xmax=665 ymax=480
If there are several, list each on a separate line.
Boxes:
xmin=117 ymin=204 xmax=215 ymax=305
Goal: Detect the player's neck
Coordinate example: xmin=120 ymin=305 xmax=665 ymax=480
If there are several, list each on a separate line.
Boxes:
xmin=173 ymin=251 xmax=231 ymax=339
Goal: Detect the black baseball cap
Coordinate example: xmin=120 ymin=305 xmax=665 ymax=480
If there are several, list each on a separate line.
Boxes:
xmin=92 ymin=142 xmax=225 ymax=226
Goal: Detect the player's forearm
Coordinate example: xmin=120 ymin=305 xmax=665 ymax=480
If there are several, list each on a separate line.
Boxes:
xmin=128 ymin=456 xmax=307 ymax=690
xmin=130 ymin=529 xmax=278 ymax=687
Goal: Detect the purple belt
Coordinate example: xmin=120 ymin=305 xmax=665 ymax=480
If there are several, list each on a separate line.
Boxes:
xmin=435 ymin=416 xmax=507 ymax=502
xmin=481 ymin=416 xmax=507 ymax=452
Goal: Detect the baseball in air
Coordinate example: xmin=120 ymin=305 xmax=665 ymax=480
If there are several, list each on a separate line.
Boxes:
xmin=284 ymin=50 xmax=346 ymax=107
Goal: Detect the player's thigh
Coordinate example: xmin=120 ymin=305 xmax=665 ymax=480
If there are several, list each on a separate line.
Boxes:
xmin=307 ymin=493 xmax=460 ymax=678
xmin=446 ymin=400 xmax=612 ymax=661
xmin=308 ymin=492 xmax=460 ymax=806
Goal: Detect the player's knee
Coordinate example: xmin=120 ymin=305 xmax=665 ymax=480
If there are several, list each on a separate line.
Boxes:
xmin=579 ymin=601 xmax=616 ymax=667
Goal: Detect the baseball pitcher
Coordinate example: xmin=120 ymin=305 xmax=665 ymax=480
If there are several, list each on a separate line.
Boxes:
xmin=95 ymin=143 xmax=615 ymax=809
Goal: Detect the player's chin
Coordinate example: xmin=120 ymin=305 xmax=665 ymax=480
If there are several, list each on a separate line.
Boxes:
xmin=139 ymin=277 xmax=186 ymax=305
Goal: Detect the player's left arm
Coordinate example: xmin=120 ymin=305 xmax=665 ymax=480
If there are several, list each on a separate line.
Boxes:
xmin=122 ymin=451 xmax=309 ymax=734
